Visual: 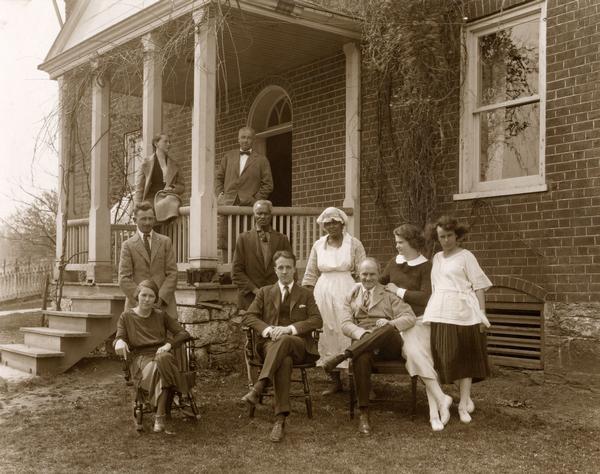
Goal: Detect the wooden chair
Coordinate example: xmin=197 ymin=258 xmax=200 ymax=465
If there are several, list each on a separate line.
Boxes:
xmin=243 ymin=326 xmax=320 ymax=418
xmin=122 ymin=333 xmax=201 ymax=432
xmin=348 ymin=359 xmax=418 ymax=419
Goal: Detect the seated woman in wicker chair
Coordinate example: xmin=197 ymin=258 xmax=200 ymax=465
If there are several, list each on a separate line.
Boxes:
xmin=114 ymin=279 xmax=191 ymax=433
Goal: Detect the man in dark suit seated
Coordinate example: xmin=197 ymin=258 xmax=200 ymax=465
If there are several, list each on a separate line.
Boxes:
xmin=232 ymin=200 xmax=292 ymax=311
xmin=322 ymin=258 xmax=416 ymax=435
xmin=241 ymin=250 xmax=322 ymax=442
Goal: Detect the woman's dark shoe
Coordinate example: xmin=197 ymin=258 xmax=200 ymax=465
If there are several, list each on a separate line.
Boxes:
xmin=241 ymin=388 xmax=260 ymax=406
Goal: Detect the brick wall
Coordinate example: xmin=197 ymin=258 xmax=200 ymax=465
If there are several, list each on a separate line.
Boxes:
xmin=215 ymin=52 xmax=347 ymax=207
xmin=360 ymin=0 xmax=600 ymax=305
xmin=359 ymin=0 xmax=600 ymax=377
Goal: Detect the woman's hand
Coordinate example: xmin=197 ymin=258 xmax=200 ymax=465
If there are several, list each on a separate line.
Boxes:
xmin=114 ymin=339 xmax=130 ymax=360
xmin=385 ymin=283 xmax=400 ymax=295
xmin=375 ymin=318 xmax=390 ymax=328
xmin=156 ymin=343 xmax=172 ymax=354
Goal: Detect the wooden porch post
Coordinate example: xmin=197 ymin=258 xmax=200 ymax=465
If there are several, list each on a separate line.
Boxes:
xmin=343 ymin=42 xmax=361 ymax=238
xmin=87 ymin=61 xmax=112 ymax=283
xmin=188 ymin=8 xmax=218 ymax=273
xmin=142 ymin=32 xmax=163 ymax=159
xmin=55 ymin=76 xmax=69 ymax=281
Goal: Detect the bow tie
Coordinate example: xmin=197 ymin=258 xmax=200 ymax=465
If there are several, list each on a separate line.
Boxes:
xmin=240 ymin=150 xmax=251 ymax=156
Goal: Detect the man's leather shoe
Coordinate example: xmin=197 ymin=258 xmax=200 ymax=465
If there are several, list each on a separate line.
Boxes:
xmin=241 ymin=388 xmax=260 ymax=406
xmin=269 ymin=418 xmax=285 ymax=442
xmin=322 ymin=353 xmax=347 ymax=373
xmin=358 ymin=410 xmax=371 ymax=436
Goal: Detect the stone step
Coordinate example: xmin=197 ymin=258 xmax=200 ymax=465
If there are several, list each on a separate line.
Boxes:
xmin=21 ymin=327 xmax=90 ymax=351
xmin=69 ymin=294 xmax=125 ymax=313
xmin=0 ymin=343 xmax=64 ymax=376
xmin=43 ymin=310 xmax=112 ymax=332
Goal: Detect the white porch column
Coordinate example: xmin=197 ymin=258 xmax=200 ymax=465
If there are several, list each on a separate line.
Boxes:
xmin=142 ymin=32 xmax=163 ymax=159
xmin=189 ymin=9 xmax=218 ymax=272
xmin=343 ymin=42 xmax=361 ymax=238
xmin=87 ymin=62 xmax=112 ymax=283
xmin=55 ymin=76 xmax=69 ymax=281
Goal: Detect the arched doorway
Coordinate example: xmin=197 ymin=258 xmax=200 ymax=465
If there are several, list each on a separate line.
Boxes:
xmin=248 ymin=86 xmax=292 ymax=207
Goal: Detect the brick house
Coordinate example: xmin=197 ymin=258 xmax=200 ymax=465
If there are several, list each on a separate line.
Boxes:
xmin=1 ymin=0 xmax=594 ymax=377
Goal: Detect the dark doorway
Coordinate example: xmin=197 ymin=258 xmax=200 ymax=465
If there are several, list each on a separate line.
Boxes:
xmin=266 ymin=131 xmax=292 ymax=207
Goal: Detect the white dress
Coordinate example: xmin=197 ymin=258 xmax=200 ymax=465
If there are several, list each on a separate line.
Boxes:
xmin=423 ymin=249 xmax=492 ymax=327
xmin=302 ymin=232 xmax=366 ymax=367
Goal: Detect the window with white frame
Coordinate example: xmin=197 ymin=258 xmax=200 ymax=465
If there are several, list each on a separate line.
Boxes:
xmin=456 ymin=2 xmax=547 ymax=200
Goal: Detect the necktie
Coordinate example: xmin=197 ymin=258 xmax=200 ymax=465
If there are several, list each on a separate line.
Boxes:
xmin=363 ymin=289 xmax=370 ymax=308
xmin=143 ymin=233 xmax=151 ymax=258
xmin=282 ymin=285 xmax=290 ymax=303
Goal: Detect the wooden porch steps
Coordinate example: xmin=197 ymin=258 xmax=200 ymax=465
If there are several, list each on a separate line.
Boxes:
xmin=0 ymin=293 xmax=124 ymax=376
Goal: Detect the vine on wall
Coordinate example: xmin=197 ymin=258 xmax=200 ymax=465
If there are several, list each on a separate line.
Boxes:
xmin=360 ymin=0 xmax=466 ymax=235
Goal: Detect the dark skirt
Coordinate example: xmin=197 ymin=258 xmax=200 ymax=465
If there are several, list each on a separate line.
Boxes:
xmin=131 ymin=351 xmax=187 ymax=408
xmin=430 ymin=322 xmax=490 ymax=384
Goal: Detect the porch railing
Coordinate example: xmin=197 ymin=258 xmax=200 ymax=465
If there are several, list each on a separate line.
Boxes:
xmin=64 ymin=206 xmax=351 ymax=279
xmin=65 ymin=218 xmax=89 ymax=271
xmin=217 ymin=206 xmax=347 ymax=273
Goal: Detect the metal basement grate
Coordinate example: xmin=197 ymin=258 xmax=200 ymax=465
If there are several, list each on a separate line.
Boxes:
xmin=486 ymin=302 xmax=543 ymax=370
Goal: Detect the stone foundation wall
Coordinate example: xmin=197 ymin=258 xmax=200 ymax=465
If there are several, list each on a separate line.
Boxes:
xmin=544 ymin=302 xmax=600 ymax=381
xmin=179 ymin=302 xmax=243 ymax=370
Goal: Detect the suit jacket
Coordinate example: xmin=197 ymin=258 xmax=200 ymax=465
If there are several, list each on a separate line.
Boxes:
xmin=232 ymin=229 xmax=292 ymax=310
xmin=134 ymin=154 xmax=184 ymax=206
xmin=215 ymin=149 xmax=273 ymax=205
xmin=118 ymin=231 xmax=178 ymax=318
xmin=242 ymin=283 xmax=323 ymax=356
xmin=340 ymin=283 xmax=416 ymax=341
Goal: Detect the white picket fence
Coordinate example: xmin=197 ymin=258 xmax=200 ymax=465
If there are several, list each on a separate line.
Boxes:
xmin=0 ymin=261 xmax=53 ymax=303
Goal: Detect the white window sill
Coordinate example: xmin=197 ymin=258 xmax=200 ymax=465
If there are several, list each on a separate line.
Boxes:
xmin=453 ymin=183 xmax=548 ymax=201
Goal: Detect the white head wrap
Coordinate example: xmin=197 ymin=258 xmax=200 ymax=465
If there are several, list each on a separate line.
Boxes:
xmin=316 ymin=207 xmax=348 ymax=226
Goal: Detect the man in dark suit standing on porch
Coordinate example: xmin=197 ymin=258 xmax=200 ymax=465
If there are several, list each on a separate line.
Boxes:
xmin=232 ymin=200 xmax=292 ymax=310
xmin=241 ymin=250 xmax=322 ymax=442
xmin=215 ymin=126 xmax=274 ymax=250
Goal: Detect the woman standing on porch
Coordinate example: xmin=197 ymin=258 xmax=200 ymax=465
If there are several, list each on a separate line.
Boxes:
xmin=302 ymin=207 xmax=366 ymax=395
xmin=423 ymin=215 xmax=491 ymax=424
xmin=134 ymin=133 xmax=184 ymax=222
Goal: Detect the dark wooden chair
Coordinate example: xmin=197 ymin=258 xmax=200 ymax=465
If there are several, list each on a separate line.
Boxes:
xmin=122 ymin=332 xmax=201 ymax=432
xmin=243 ymin=326 xmax=320 ymax=418
xmin=348 ymin=359 xmax=418 ymax=419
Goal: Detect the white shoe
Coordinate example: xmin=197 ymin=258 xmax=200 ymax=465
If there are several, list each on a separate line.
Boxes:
xmin=466 ymin=398 xmax=475 ymax=414
xmin=430 ymin=418 xmax=444 ymax=431
xmin=458 ymin=406 xmax=472 ymax=424
xmin=440 ymin=395 xmax=453 ymax=425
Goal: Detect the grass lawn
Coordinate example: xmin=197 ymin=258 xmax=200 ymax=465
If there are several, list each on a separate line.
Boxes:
xmin=1 ymin=357 xmax=599 ymax=473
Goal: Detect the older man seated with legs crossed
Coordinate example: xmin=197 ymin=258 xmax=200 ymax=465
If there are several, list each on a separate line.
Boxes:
xmin=322 ymin=258 xmax=416 ymax=435
xmin=241 ymin=250 xmax=322 ymax=442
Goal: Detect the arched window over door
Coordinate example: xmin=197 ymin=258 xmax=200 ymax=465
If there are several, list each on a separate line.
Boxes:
xmin=248 ymin=87 xmax=292 ymax=207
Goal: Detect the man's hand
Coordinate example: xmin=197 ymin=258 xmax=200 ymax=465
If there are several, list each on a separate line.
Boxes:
xmin=271 ymin=326 xmax=292 ymax=341
xmin=163 ymin=185 xmax=175 ymax=192
xmin=375 ymin=318 xmax=390 ymax=328
xmin=115 ymin=339 xmax=130 ymax=360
